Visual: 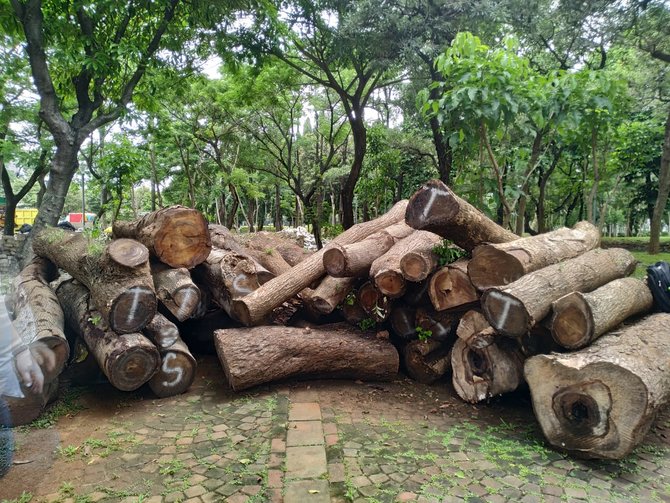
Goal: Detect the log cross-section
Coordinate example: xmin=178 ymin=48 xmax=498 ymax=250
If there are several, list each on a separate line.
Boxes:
xmin=151 ymin=261 xmax=201 ymax=322
xmin=428 ymin=259 xmax=479 ymax=311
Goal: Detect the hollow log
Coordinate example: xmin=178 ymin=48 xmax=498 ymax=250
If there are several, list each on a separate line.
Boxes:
xmin=151 ymin=261 xmax=201 ymax=322
xmin=451 ymin=336 xmax=525 ymax=403
xmin=389 ymin=304 xmax=417 ymax=339
xmin=415 ymin=308 xmax=461 ymax=343
xmin=56 ymin=279 xmax=160 ymax=391
xmin=143 ymin=312 xmax=181 ymax=349
xmin=232 ymin=200 xmax=408 ymax=326
xmin=192 ymin=248 xmax=261 ymax=318
xmin=358 ymin=281 xmax=392 ymax=322
xmin=323 ymin=222 xmax=413 ymax=277
xmin=550 ymin=277 xmax=653 ymax=350
xmin=305 ymin=276 xmax=358 ymax=314
xmin=33 ymin=229 xmax=156 ymax=333
xmin=429 ymin=259 xmax=479 ymax=311
xmin=214 ymin=324 xmax=399 ymax=391
xmin=455 ymin=310 xmax=495 ymax=349
xmin=469 ymin=221 xmax=601 ymax=290
xmin=405 ymin=179 xmax=517 ymax=251
xmin=524 ymin=313 xmax=670 ymax=459
xmin=481 ymin=248 xmax=636 ymax=338
xmin=148 ymin=337 xmax=197 ymax=398
xmin=10 ymin=257 xmax=69 ymax=382
xmin=112 ymin=206 xmax=211 ymax=269
xmin=403 ymin=339 xmax=452 ymax=384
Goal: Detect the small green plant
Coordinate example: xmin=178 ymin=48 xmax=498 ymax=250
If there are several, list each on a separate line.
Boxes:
xmin=358 ymin=317 xmax=376 ymax=330
xmin=87 ymin=313 xmax=102 ymax=326
xmin=23 ymin=387 xmax=85 ymax=429
xmin=433 ymin=239 xmax=467 ymax=266
xmin=343 ymin=291 xmax=356 ymax=306
xmin=159 ymin=458 xmax=185 ymax=476
xmin=59 ymin=481 xmax=75 ymax=497
xmin=416 ymin=326 xmax=432 ymax=342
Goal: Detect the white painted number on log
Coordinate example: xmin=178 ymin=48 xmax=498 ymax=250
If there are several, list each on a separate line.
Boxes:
xmin=161 ymin=352 xmax=183 ymax=388
xmin=420 ymin=188 xmax=450 ymax=223
xmin=175 ymin=288 xmax=195 ymax=320
xmin=487 ymin=291 xmax=520 ymax=330
xmin=160 ymin=326 xmax=179 ymax=348
xmin=126 ymin=287 xmax=142 ymax=324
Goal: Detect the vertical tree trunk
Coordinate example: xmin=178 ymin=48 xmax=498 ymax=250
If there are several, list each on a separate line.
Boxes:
xmin=649 ymin=106 xmax=670 ymax=254
xmin=274 ymin=183 xmax=283 ymax=230
xmin=341 ymin=119 xmax=366 ymax=229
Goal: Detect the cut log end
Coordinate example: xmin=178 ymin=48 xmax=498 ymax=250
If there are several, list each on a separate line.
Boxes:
xmin=154 ymin=209 xmax=212 ymax=269
xmin=110 ymin=286 xmax=157 ymax=333
xmin=405 ymin=180 xmax=459 ymax=231
xmin=311 ymin=296 xmax=337 ymax=314
xmin=108 ymin=343 xmax=160 ymax=391
xmin=171 ymin=285 xmax=202 ymax=322
xmin=550 ymin=293 xmax=593 ymax=349
xmin=400 ymin=253 xmax=431 ymax=282
xmin=375 ymin=271 xmax=405 ymax=298
xmin=231 ymin=298 xmax=255 ymax=326
xmin=323 ymin=246 xmax=347 ymax=277
xmin=149 ymin=350 xmax=197 ymax=398
xmin=107 ymin=238 xmax=150 ymax=268
xmin=481 ymin=290 xmax=529 ymax=337
xmin=468 ymin=247 xmax=525 ymax=289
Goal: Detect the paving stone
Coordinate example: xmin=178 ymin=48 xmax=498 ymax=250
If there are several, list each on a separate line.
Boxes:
xmin=271 ymin=438 xmax=286 ymax=453
xmin=328 ymin=462 xmax=345 ymax=483
xmin=287 ymin=420 xmax=324 ymax=446
xmin=184 ymin=485 xmax=207 ymax=498
xmin=564 ymin=486 xmax=588 ymax=500
xmin=284 ymin=479 xmax=330 ymax=503
xmin=289 ymin=402 xmax=322 ymax=421
xmin=285 ymin=446 xmax=328 ymax=478
xmin=396 ymin=492 xmax=418 ymax=502
xmin=268 ymin=469 xmax=283 ymax=488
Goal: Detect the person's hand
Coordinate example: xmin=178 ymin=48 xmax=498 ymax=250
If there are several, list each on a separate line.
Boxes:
xmin=28 ymin=342 xmax=56 ymax=375
xmin=14 ymin=347 xmax=46 ymax=395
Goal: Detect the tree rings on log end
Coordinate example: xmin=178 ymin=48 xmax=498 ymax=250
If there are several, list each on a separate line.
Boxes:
xmin=551 ymin=293 xmax=593 ymax=349
xmin=405 ymin=179 xmax=459 ymax=231
xmin=323 ymin=246 xmax=347 ymax=277
xmin=400 ymin=253 xmax=430 ymax=282
xmin=107 ymin=239 xmax=150 ymax=268
xmin=468 ymin=246 xmax=525 ymax=289
xmin=110 ymin=286 xmax=157 ymax=333
xmin=481 ymin=290 xmax=529 ymax=337
xmin=375 ymin=271 xmax=405 ymax=298
xmin=154 ymin=209 xmax=212 ymax=269
xmin=107 ymin=342 xmax=160 ymax=391
xmin=149 ymin=350 xmax=197 ymax=397
xmin=171 ymin=285 xmax=202 ymax=322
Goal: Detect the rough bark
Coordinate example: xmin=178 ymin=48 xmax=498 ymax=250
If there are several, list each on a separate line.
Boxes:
xmin=192 ymin=248 xmax=260 ymax=319
xmin=323 ymin=222 xmax=413 ymax=277
xmin=405 ymin=179 xmax=518 ymax=251
xmin=649 ymin=106 xmax=670 ymax=254
xmin=33 ymin=229 xmax=156 ymax=333
xmin=428 ymin=259 xmax=479 ymax=311
xmin=305 ymin=276 xmax=358 ymax=314
xmin=148 ymin=337 xmax=197 ymax=398
xmin=455 ymin=310 xmax=494 ymax=349
xmin=239 ymin=230 xmax=312 ymax=267
xmin=151 ymin=261 xmax=201 ymax=322
xmin=403 ymin=339 xmax=452 ymax=384
xmin=468 ymin=221 xmax=600 ymax=290
xmin=550 ymin=277 xmax=653 ymax=350
xmin=481 ymin=248 xmax=636 ymax=338
xmin=56 ymin=279 xmax=159 ymax=391
xmin=524 ymin=313 xmax=670 ymax=459
xmin=112 ymin=206 xmax=211 ymax=269
xmin=10 ymin=257 xmax=69 ymax=382
xmin=231 ymin=200 xmax=408 ymax=326
xmin=214 ymin=324 xmax=399 ymax=391
xmin=142 ymin=312 xmax=181 ymax=349
xmin=451 ymin=335 xmax=525 ymax=404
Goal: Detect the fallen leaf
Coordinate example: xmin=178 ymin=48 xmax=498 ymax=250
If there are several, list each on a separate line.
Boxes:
xmin=308 ymin=490 xmax=320 ymax=494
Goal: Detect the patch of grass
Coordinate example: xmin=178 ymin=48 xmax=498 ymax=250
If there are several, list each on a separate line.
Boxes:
xmin=630 ymin=250 xmax=670 ymax=278
xmin=22 ymin=387 xmax=85 ymax=429
xmin=1 ymin=491 xmax=33 ymax=503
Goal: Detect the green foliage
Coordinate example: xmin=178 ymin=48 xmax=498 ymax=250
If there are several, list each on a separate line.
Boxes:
xmin=22 ymin=388 xmax=85 ymax=429
xmin=433 ymin=240 xmax=467 ymax=267
xmin=358 ymin=318 xmax=376 ymax=331
xmin=416 ymin=326 xmax=432 ymax=342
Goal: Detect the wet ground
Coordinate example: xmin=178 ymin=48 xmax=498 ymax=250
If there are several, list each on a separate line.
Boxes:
xmin=1 ymin=355 xmax=670 ymax=503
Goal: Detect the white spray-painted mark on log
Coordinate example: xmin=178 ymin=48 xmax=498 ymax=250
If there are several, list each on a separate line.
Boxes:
xmin=420 ymin=188 xmax=450 ymax=223
xmin=486 ymin=290 xmax=521 ymax=330
xmin=126 ymin=287 xmax=143 ymax=325
xmin=160 ymin=326 xmax=179 ymax=348
xmin=232 ymin=275 xmax=254 ymax=295
xmin=161 ymin=352 xmax=183 ymax=388
xmin=175 ymin=288 xmax=196 ymax=320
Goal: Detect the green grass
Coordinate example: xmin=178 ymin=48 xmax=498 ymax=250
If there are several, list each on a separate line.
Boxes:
xmin=630 ymin=250 xmax=670 ymax=278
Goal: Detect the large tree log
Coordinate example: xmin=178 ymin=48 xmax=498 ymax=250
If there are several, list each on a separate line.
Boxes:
xmin=232 ymin=200 xmax=408 ymax=325
xmin=428 ymin=259 xmax=479 ymax=311
xmin=405 ymin=179 xmax=517 ymax=251
xmin=389 ymin=304 xmax=417 ymax=339
xmin=112 ymin=206 xmax=211 ymax=269
xmin=481 ymin=248 xmax=636 ymax=338
xmin=143 ymin=312 xmax=181 ymax=349
xmin=357 ymin=281 xmax=392 ymax=322
xmin=323 ymin=222 xmax=413 ymax=277
xmin=33 ymin=229 xmax=156 ymax=333
xmin=305 ymin=276 xmax=358 ymax=314
xmin=148 ymin=337 xmax=197 ymax=398
xmin=415 ymin=308 xmax=461 ymax=343
xmin=455 ymin=310 xmax=495 ymax=349
xmin=468 ymin=221 xmax=601 ymax=290
xmin=550 ymin=277 xmax=654 ymax=350
xmin=192 ymin=248 xmax=261 ymax=318
xmin=214 ymin=324 xmax=399 ymax=391
xmin=403 ymin=339 xmax=452 ymax=384
xmin=56 ymin=280 xmax=159 ymax=391
xmin=151 ymin=261 xmax=201 ymax=322
xmin=209 ymin=224 xmax=284 ymax=279
xmin=10 ymin=257 xmax=69 ymax=382
xmin=524 ymin=313 xmax=670 ymax=459
xmin=399 ymin=232 xmax=442 ymax=282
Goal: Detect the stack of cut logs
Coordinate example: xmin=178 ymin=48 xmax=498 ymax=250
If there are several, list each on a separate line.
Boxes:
xmin=7 ymin=181 xmax=669 ymax=461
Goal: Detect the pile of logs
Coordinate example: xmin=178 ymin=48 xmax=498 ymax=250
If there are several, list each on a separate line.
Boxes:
xmin=6 ymin=181 xmax=668 ymax=461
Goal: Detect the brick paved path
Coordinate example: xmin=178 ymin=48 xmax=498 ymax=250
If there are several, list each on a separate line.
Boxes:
xmin=2 ymin=355 xmax=670 ymax=502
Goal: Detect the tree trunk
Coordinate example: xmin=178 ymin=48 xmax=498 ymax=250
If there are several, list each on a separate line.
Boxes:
xmin=56 ymin=279 xmax=159 ymax=391
xmin=468 ymin=221 xmax=601 ymax=290
xmin=192 ymin=248 xmax=261 ymax=319
xmin=142 ymin=312 xmax=181 ymax=349
xmin=274 ymin=183 xmax=283 ymax=231
xmin=649 ymin=106 xmax=670 ymax=254
xmin=481 ymin=248 xmax=636 ymax=338
xmin=550 ymin=277 xmax=653 ymax=350
xmin=151 ymin=262 xmax=201 ymax=322
xmin=524 ymin=313 xmax=670 ymax=459
xmin=112 ymin=206 xmax=211 ymax=269
xmin=148 ymin=336 xmax=196 ymax=398
xmin=323 ymin=222 xmax=413 ymax=277
xmin=405 ymin=179 xmax=517 ymax=251
xmin=305 ymin=276 xmax=358 ymax=315
xmin=231 ymin=200 xmax=408 ymax=326
xmin=33 ymin=229 xmax=156 ymax=333
xmin=214 ymin=324 xmax=399 ymax=391
xmin=455 ymin=310 xmax=495 ymax=348
xmin=403 ymin=339 xmax=452 ymax=384
xmin=399 ymin=232 xmax=442 ymax=282
xmin=341 ymin=119 xmax=367 ymax=229
xmin=428 ymin=260 xmax=479 ymax=311
xmin=10 ymin=257 xmax=69 ymax=382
